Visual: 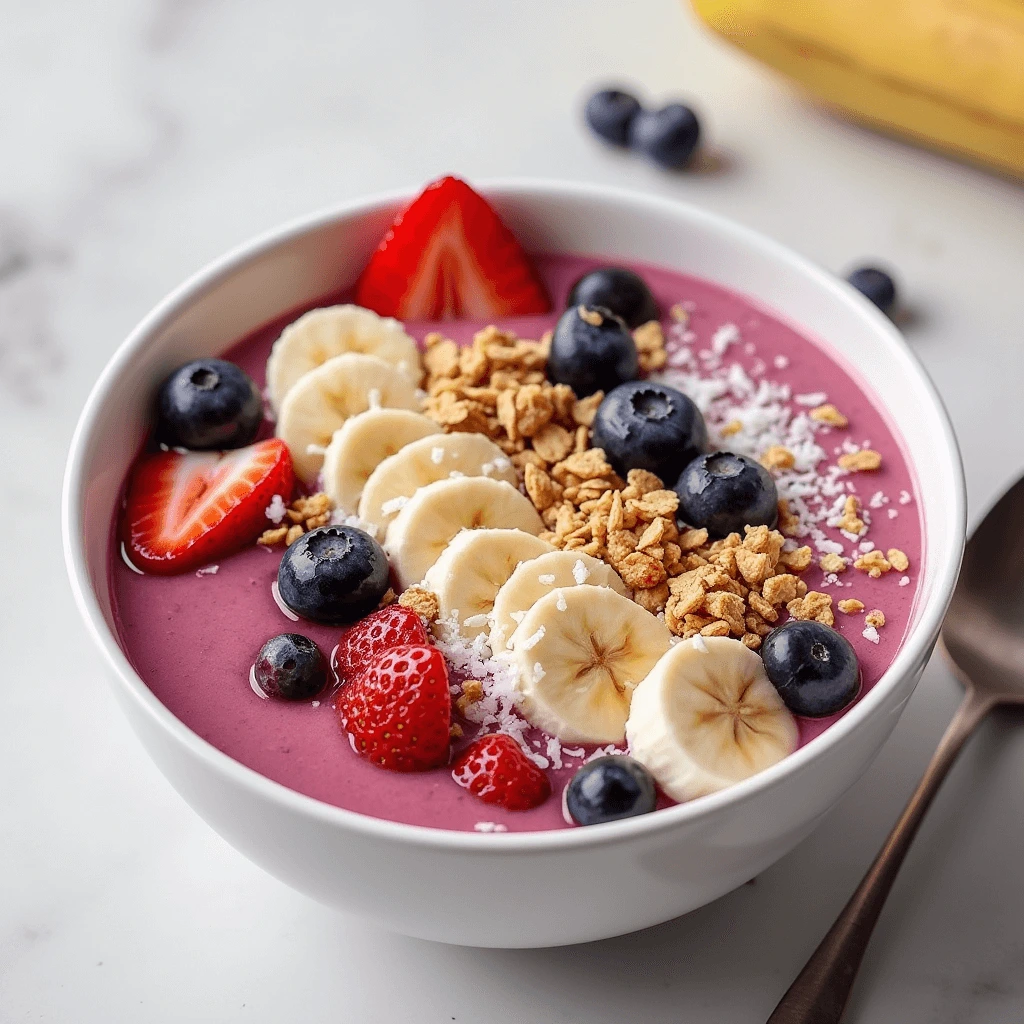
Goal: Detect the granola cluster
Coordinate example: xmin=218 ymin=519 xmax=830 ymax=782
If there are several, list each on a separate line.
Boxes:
xmin=257 ymin=492 xmax=332 ymax=547
xmin=419 ymin=322 xmax=666 ymax=474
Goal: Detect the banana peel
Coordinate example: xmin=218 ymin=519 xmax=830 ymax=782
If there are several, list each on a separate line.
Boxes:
xmin=690 ymin=0 xmax=1024 ymax=178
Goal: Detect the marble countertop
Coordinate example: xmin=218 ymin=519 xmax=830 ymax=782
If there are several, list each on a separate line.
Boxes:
xmin=4 ymin=0 xmax=1024 ymax=1019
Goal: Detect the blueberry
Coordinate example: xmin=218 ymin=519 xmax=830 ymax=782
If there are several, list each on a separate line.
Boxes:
xmin=674 ymin=451 xmax=778 ymax=538
xmin=565 ymin=756 xmax=658 ymax=826
xmin=762 ymin=620 xmax=861 ymax=718
xmin=277 ymin=525 xmax=390 ymax=625
xmin=566 ymin=267 xmax=659 ymax=329
xmin=629 ymin=103 xmax=701 ymax=169
xmin=156 ymin=358 xmax=263 ymax=450
xmin=547 ymin=305 xmax=639 ymax=397
xmin=592 ymin=381 xmax=707 ymax=482
xmin=584 ymin=88 xmax=643 ymax=147
xmin=846 ymin=266 xmax=897 ymax=317
xmin=254 ymin=633 xmax=327 ymax=701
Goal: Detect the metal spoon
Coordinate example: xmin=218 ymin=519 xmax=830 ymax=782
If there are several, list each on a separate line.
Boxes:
xmin=767 ymin=474 xmax=1024 ymax=1023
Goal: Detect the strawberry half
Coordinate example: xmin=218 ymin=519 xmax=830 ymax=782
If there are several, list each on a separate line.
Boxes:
xmin=122 ymin=438 xmax=295 ymax=574
xmin=335 ymin=604 xmax=431 ymax=687
xmin=338 ymin=644 xmax=452 ymax=771
xmin=452 ymin=733 xmax=551 ymax=811
xmin=353 ymin=176 xmax=552 ymax=320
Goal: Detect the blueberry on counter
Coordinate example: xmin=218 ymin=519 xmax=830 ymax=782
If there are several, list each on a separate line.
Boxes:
xmin=592 ymin=381 xmax=707 ymax=482
xmin=565 ymin=756 xmax=658 ymax=826
xmin=547 ymin=305 xmax=639 ymax=398
xmin=846 ymin=266 xmax=898 ymax=317
xmin=584 ymin=88 xmax=643 ymax=147
xmin=566 ymin=266 xmax=659 ymax=329
xmin=629 ymin=103 xmax=701 ymax=169
xmin=277 ymin=525 xmax=390 ymax=625
xmin=761 ymin=620 xmax=861 ymax=718
xmin=253 ymin=633 xmax=327 ymax=701
xmin=674 ymin=451 xmax=778 ymax=538
xmin=156 ymin=358 xmax=263 ymax=450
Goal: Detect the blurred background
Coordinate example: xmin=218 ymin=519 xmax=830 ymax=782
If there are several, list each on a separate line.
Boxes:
xmin=3 ymin=1 xmax=1023 ymax=1020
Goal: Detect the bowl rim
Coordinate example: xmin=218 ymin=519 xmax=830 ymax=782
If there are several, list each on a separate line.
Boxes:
xmin=62 ymin=178 xmax=966 ymax=852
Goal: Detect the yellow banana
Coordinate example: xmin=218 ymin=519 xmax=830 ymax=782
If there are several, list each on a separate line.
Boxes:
xmin=690 ymin=0 xmax=1024 ymax=178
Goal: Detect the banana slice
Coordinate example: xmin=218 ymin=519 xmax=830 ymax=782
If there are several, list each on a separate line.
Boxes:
xmin=321 ymin=409 xmax=441 ymax=513
xmin=626 ymin=636 xmax=798 ymax=801
xmin=386 ymin=477 xmax=544 ymax=591
xmin=509 ymin=585 xmax=672 ymax=745
xmin=266 ymin=304 xmax=422 ymax=412
xmin=489 ymin=550 xmax=628 ymax=653
xmin=422 ymin=529 xmax=555 ymax=639
xmin=276 ymin=353 xmax=420 ymax=485
xmin=358 ymin=432 xmax=519 ymax=535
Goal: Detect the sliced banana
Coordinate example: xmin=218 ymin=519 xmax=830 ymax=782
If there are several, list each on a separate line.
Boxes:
xmin=423 ymin=529 xmax=555 ymax=639
xmin=358 ymin=432 xmax=518 ymax=536
xmin=509 ymin=585 xmax=672 ymax=745
xmin=321 ymin=408 xmax=441 ymax=513
xmin=276 ymin=353 xmax=420 ymax=485
xmin=626 ymin=636 xmax=798 ymax=801
xmin=386 ymin=477 xmax=544 ymax=591
xmin=266 ymin=304 xmax=422 ymax=412
xmin=489 ymin=550 xmax=628 ymax=653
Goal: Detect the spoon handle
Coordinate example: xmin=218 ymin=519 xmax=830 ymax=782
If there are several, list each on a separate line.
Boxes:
xmin=766 ymin=686 xmax=993 ymax=1024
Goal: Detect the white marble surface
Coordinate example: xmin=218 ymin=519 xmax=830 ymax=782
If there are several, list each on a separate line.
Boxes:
xmin=4 ymin=0 xmax=1024 ymax=1019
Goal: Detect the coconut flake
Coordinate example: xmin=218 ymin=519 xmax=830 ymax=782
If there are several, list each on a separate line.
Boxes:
xmin=572 ymin=559 xmax=590 ymax=585
xmin=381 ymin=495 xmax=409 ymax=515
xmin=538 ymin=573 xmax=556 ymax=586
xmin=691 ymin=633 xmax=709 ymax=653
xmin=265 ymin=494 xmax=287 ymax=523
xmin=711 ymin=322 xmax=740 ymax=355
xmin=367 ymin=388 xmax=382 ymax=410
xmin=430 ymin=446 xmax=445 ymax=465
xmin=195 ymin=564 xmax=219 ymax=577
xmin=474 ymin=821 xmax=508 ymax=833
xmin=863 ymin=626 xmax=880 ymax=644
xmin=518 ymin=626 xmax=545 ymax=651
xmin=556 ymin=591 xmax=568 ymax=612
xmin=899 ymin=575 xmax=911 ymax=587
xmin=463 ymin=613 xmax=489 ymax=628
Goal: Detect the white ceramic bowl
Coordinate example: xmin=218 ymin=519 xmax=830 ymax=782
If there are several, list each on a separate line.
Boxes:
xmin=63 ymin=181 xmax=965 ymax=948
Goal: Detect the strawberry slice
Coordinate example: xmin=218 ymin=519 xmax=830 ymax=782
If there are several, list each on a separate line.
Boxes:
xmin=451 ymin=733 xmax=551 ymax=811
xmin=335 ymin=604 xmax=430 ymax=687
xmin=353 ymin=176 xmax=552 ymax=320
xmin=122 ymin=438 xmax=295 ymax=574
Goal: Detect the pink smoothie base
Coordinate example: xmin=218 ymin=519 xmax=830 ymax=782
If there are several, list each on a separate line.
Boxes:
xmin=109 ymin=253 xmax=923 ymax=833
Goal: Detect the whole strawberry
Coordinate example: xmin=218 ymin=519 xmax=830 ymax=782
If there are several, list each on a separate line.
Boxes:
xmin=337 ymin=645 xmax=451 ymax=772
xmin=336 ymin=605 xmax=430 ymax=686
xmin=452 ymin=733 xmax=551 ymax=811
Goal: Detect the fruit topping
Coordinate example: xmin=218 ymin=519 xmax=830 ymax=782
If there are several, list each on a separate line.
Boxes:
xmin=277 ymin=525 xmax=390 ymax=625
xmin=353 ymin=176 xmax=551 ymax=321
xmin=583 ymin=88 xmax=643 ymax=147
xmin=510 ymin=585 xmax=672 ymax=744
xmin=566 ymin=266 xmax=658 ymax=329
xmin=546 ymin=305 xmax=639 ymax=398
xmin=253 ymin=633 xmax=327 ymax=701
xmin=123 ymin=437 xmax=295 ymax=575
xmin=156 ymin=358 xmax=263 ymax=451
xmin=761 ymin=620 xmax=861 ymax=718
xmin=846 ymin=265 xmax=897 ymax=317
xmin=276 ymin=352 xmax=420 ymax=486
xmin=265 ymin=304 xmax=422 ymax=413
xmin=335 ymin=604 xmax=430 ymax=687
xmin=591 ymin=380 xmax=708 ymax=482
xmin=337 ymin=644 xmax=452 ymax=771
xmin=674 ymin=452 xmax=778 ymax=538
xmin=629 ymin=103 xmax=702 ymax=169
xmin=625 ymin=635 xmax=798 ymax=801
xmin=452 ymin=733 xmax=551 ymax=811
xmin=385 ymin=476 xmax=544 ymax=592
xmin=565 ymin=755 xmax=657 ymax=825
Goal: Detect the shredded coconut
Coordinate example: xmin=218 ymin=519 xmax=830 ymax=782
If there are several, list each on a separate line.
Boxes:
xmin=538 ymin=574 xmax=556 ymax=586
xmin=518 ymin=625 xmax=546 ymax=651
xmin=556 ymin=591 xmax=568 ymax=612
xmin=474 ymin=821 xmax=508 ymax=833
xmin=265 ymin=494 xmax=287 ymax=523
xmin=572 ymin=559 xmax=590 ymax=585
xmin=899 ymin=490 xmax=913 ymax=505
xmin=533 ymin=662 xmax=546 ymax=683
xmin=899 ymin=575 xmax=911 ymax=587
xmin=367 ymin=387 xmax=382 ymax=410
xmin=691 ymin=633 xmax=708 ymax=653
xmin=195 ymin=564 xmax=219 ymax=577
xmin=862 ymin=626 xmax=881 ymax=644
xmin=380 ymin=495 xmax=409 ymax=515
xmin=463 ymin=613 xmax=489 ymax=628
xmin=711 ymin=322 xmax=740 ymax=355
xmin=430 ymin=446 xmax=445 ymax=465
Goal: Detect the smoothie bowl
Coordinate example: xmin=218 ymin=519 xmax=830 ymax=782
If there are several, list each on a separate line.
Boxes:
xmin=63 ymin=178 xmax=964 ymax=947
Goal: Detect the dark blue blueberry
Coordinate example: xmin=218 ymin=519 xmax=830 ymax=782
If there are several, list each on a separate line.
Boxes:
xmin=846 ymin=266 xmax=897 ymax=317
xmin=156 ymin=358 xmax=263 ymax=450
xmin=254 ymin=633 xmax=327 ymax=701
xmin=761 ymin=620 xmax=861 ymax=718
xmin=629 ymin=103 xmax=701 ymax=169
xmin=591 ymin=381 xmax=707 ymax=482
xmin=584 ymin=88 xmax=643 ymax=147
xmin=547 ymin=305 xmax=639 ymax=397
xmin=566 ymin=267 xmax=659 ymax=329
xmin=674 ymin=451 xmax=778 ymax=538
xmin=277 ymin=525 xmax=390 ymax=625
xmin=565 ymin=756 xmax=658 ymax=826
